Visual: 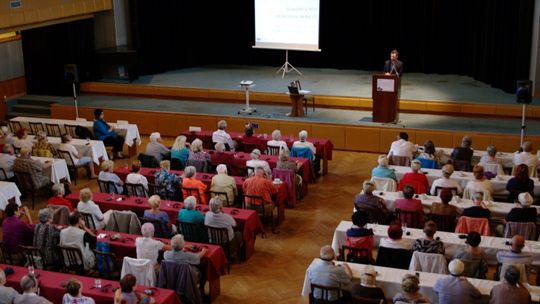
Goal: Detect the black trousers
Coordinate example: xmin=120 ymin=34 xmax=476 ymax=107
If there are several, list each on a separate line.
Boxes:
xmin=103 ymin=135 xmax=125 ymax=153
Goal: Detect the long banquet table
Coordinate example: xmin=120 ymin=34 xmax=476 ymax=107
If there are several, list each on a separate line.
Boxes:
xmin=332 ymin=221 xmax=540 ymax=265
xmin=66 ymin=191 xmax=264 ymax=260
xmin=26 ymin=134 xmax=109 ymax=165
xmin=391 ymin=165 xmax=540 ymax=197
xmin=301 ymin=259 xmax=540 ymax=303
xmin=436 ymin=147 xmax=540 ymax=169
xmin=1 ymin=264 xmax=181 ymax=304
xmin=0 ymin=181 xmax=21 ymax=210
xmin=33 ymin=156 xmax=71 ymax=183
xmin=113 ymin=167 xmax=289 ymax=223
xmin=181 ymin=130 xmax=334 ymax=175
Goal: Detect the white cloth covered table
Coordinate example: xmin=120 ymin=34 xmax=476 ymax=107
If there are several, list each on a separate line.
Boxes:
xmin=437 ymin=147 xmax=540 ymax=169
xmin=10 ymin=116 xmax=141 ymax=147
xmin=32 ymin=156 xmax=71 ymax=183
xmin=301 ymin=258 xmax=540 ymax=303
xmin=332 ymin=221 xmax=540 ymax=265
xmin=26 ymin=135 xmax=109 ymax=165
xmin=0 ymin=181 xmax=21 ymax=209
xmin=391 ymin=165 xmax=540 ymax=197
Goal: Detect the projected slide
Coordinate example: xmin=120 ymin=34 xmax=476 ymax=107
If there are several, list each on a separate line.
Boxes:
xmin=254 ymin=0 xmax=320 ymax=51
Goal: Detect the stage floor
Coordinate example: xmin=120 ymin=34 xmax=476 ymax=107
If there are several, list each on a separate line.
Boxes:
xmin=103 ymin=64 xmax=539 ymax=105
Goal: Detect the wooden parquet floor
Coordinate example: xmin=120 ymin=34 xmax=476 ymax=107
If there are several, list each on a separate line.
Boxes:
xmin=16 ymin=137 xmax=379 ymax=304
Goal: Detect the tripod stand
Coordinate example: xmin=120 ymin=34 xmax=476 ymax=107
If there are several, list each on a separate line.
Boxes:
xmin=276 ymin=50 xmax=302 ymax=79
xmin=520 ymin=103 xmax=527 ymax=147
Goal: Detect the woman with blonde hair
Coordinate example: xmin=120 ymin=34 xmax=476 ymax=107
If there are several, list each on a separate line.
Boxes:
xmin=76 ymin=188 xmax=105 ymax=229
xmin=393 ymin=274 xmax=431 ymax=303
xmin=143 ymin=195 xmax=173 ymax=237
xmin=171 ymin=135 xmax=190 ymax=166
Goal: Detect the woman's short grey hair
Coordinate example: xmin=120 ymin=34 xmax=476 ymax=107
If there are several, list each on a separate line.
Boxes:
xmin=299 ymin=130 xmax=308 ymax=141
xmin=215 ymin=142 xmax=226 ymax=152
xmin=184 ymin=196 xmax=197 ymax=210
xmin=216 ymin=164 xmax=228 ymax=174
xmin=191 ymin=139 xmax=203 ymax=153
xmin=209 ymin=197 xmax=223 ymax=213
xmin=486 ymin=145 xmax=497 ymax=157
xmin=171 ymin=234 xmax=185 ymax=251
xmin=38 ymin=208 xmax=52 ymax=224
xmin=141 ymin=222 xmax=155 ymax=237
xmin=250 ymin=149 xmax=261 ymax=160
xmin=271 ymin=129 xmax=282 ymax=141
xmin=52 ymin=183 xmax=65 ymax=196
xmin=184 ymin=166 xmax=196 ymax=178
xmin=20 ymin=275 xmax=37 ymax=291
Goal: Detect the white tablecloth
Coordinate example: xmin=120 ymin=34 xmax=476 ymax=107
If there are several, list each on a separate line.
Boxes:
xmin=437 ymin=147 xmax=540 ymax=169
xmin=11 ymin=116 xmax=141 ymax=147
xmin=332 ymin=221 xmax=540 ymax=265
xmin=391 ymin=165 xmax=540 ymax=197
xmin=0 ymin=181 xmax=21 ymax=210
xmin=301 ymin=258 xmax=540 ymax=303
xmin=26 ymin=135 xmax=109 ymax=165
xmin=32 ymin=156 xmax=71 ymax=183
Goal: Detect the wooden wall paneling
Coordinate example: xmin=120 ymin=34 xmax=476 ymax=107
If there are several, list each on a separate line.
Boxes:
xmin=415 ymin=130 xmax=454 ymax=148
xmin=491 ymin=135 xmax=522 ymax=153
xmin=124 ymin=111 xmax=158 ymax=135
xmin=461 ymin=104 xmax=496 ymax=115
xmin=345 ymin=126 xmax=380 ymax=152
xmin=399 ymin=100 xmax=427 ymax=111
xmin=379 ymin=128 xmax=413 ymax=154
xmin=185 ymin=115 xmax=218 ymax=132
xmin=452 ymin=133 xmax=490 ymax=150
xmin=277 ymin=121 xmax=312 ymax=138
xmin=423 ymin=102 xmax=461 ymax=114
xmin=312 ymin=124 xmax=345 ymax=150
xmin=156 ymin=113 xmax=185 ymax=137
xmin=221 ymin=117 xmax=248 ymax=132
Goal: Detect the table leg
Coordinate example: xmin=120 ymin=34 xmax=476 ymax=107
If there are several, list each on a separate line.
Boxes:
xmin=128 ymin=144 xmax=138 ymax=157
xmin=323 ymin=156 xmax=328 ymax=175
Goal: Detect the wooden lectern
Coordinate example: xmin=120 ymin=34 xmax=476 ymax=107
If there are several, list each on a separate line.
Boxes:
xmin=287 ymin=89 xmax=310 ymax=117
xmin=372 ymin=74 xmax=400 ymax=123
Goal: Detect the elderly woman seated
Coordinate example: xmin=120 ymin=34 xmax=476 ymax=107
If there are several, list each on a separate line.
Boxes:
xmin=144 ymin=195 xmax=173 ymax=237
xmin=205 ymin=197 xmax=243 ymax=252
xmin=276 ymin=149 xmax=302 ymax=186
xmin=182 ymin=166 xmax=208 ymax=204
xmin=188 ymin=138 xmax=211 ymax=162
xmin=350 ymin=266 xmax=386 ymax=303
xmin=431 ymin=188 xmax=458 ymax=218
xmin=98 ymin=160 xmax=124 ymax=194
xmin=379 ymin=222 xmax=411 ymax=250
xmin=47 ymin=183 xmax=74 ymax=212
xmin=397 ymin=159 xmax=429 ymax=194
xmin=462 ymin=191 xmax=491 ymax=219
xmin=211 ymin=142 xmax=235 ymax=173
xmin=354 ymin=180 xmax=390 ymax=224
xmin=154 ymin=160 xmax=182 ymax=201
xmin=177 ymin=196 xmax=207 ymax=242
xmin=2 ymin=203 xmax=34 ymax=259
xmin=506 ymin=164 xmax=534 ymax=204
xmin=430 ymin=164 xmax=462 ymax=196
xmin=126 ymin=160 xmax=149 ymax=192
xmin=13 ymin=128 xmax=32 ymax=151
xmin=210 ymin=164 xmax=238 ymax=206
xmin=76 ymin=188 xmax=106 ymax=229
xmin=136 ymin=222 xmax=172 ymax=269
xmin=412 ymin=221 xmax=445 ymax=254
xmin=416 ymin=140 xmax=440 ymax=168
xmin=371 ymin=155 xmax=397 ymax=180
xmin=59 ymin=211 xmax=96 ymax=270
xmin=392 ymin=274 xmax=431 ymax=304
xmin=395 ymin=185 xmax=424 ymax=215
xmin=246 ymin=149 xmax=272 ymax=178
xmin=479 ymin=145 xmax=503 ymax=166
xmin=266 ymin=129 xmax=289 ymax=153
xmin=163 ymin=234 xmax=208 ymax=281
xmin=464 ymin=165 xmax=493 ymax=200
xmin=62 ymin=279 xmax=96 ymax=303
xmin=453 ymin=232 xmax=488 ymax=279
xmin=451 ymin=135 xmax=474 ymax=165
xmin=33 ymin=208 xmax=61 ymax=268
xmin=58 ymin=134 xmax=97 ymax=178
xmin=32 ymin=131 xmax=57 ymax=158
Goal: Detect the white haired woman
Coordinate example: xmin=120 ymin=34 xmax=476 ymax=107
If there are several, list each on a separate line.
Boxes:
xmin=98 ymin=160 xmax=124 ymax=194
xmin=145 ymin=132 xmax=170 ymax=162
xmin=246 ymin=149 xmax=272 ymax=178
xmin=76 ymin=188 xmax=106 ymax=229
xmin=371 ymin=155 xmax=397 ymax=180
xmin=154 ymin=160 xmax=182 ymax=200
xmin=188 ymin=138 xmax=211 ymax=162
xmin=266 ymin=129 xmax=289 ymax=153
xmin=33 ymin=208 xmax=61 ymax=267
xmin=182 ymin=166 xmax=208 ymax=204
xmin=177 ymin=196 xmax=207 ymax=243
xmin=135 ymin=222 xmax=172 ymax=269
xmin=210 ymin=164 xmax=238 ymax=206
xmin=163 ymin=234 xmax=208 ymax=281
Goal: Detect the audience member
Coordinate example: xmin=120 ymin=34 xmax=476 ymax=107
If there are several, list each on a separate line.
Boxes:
xmin=506 ymin=192 xmax=537 ymax=223
xmin=276 ymin=149 xmax=302 ymax=186
xmin=154 ymin=160 xmax=182 ymax=200
xmin=462 ymin=192 xmax=491 ymax=219
xmin=143 ymin=195 xmax=173 ymax=237
xmin=246 ymin=149 xmax=272 ymax=178
xmin=211 ymin=142 xmax=235 ymax=174
xmin=171 ymin=135 xmax=190 ymax=166
xmin=513 ymin=141 xmax=538 ymax=168
xmin=241 ymin=125 xmax=264 ymax=151
xmin=379 ymin=222 xmax=410 ymax=250
xmin=212 ymin=120 xmax=235 ymax=151
xmin=210 ymin=164 xmax=238 ymax=206
xmin=135 ymin=222 xmax=172 ymax=268
xmin=506 ymin=163 xmax=534 ymax=204
xmin=451 ymin=136 xmax=473 ymax=163
xmin=0 ymin=269 xmax=19 ymax=304
xmin=464 ymin=165 xmax=493 ymax=200
xmin=188 ymin=138 xmax=211 ymax=163
xmin=182 ymin=166 xmax=208 ymax=204
xmin=395 ymin=184 xmax=425 ymax=214
xmin=267 ymin=129 xmax=289 ymax=153
xmin=346 ymin=211 xmax=374 ymax=261
xmin=392 ymin=274 xmax=431 ymax=303
xmin=145 ymin=132 xmax=170 ymax=162
xmin=430 ymin=164 xmax=462 ymax=195
xmin=98 ymin=160 xmax=124 ymax=194
xmin=412 ymin=221 xmax=444 ymax=254
xmin=243 ymin=167 xmax=278 ymax=211
xmin=354 ymin=180 xmax=390 ymax=224
xmin=479 ymin=145 xmax=503 ymax=166
xmin=93 ymin=108 xmax=125 ymax=159
xmin=490 ymin=265 xmax=531 ymax=304
xmin=0 ymin=144 xmax=16 ymax=181
xmin=433 ymin=259 xmax=481 ymax=304
xmin=453 ymin=232 xmax=488 ymax=279
xmin=431 ymin=188 xmax=458 ymax=218
xmin=13 ymin=147 xmax=51 ymax=189
xmin=349 ymin=266 xmax=385 ymax=303
xmin=14 ymin=275 xmax=52 ymax=304
xmin=13 ymin=128 xmax=32 ymax=151
xmin=177 ymin=196 xmax=205 ymax=223
xmin=2 ymin=203 xmax=33 ymax=258
xmin=416 ymin=140 xmax=440 ymax=168
xmin=387 ymin=132 xmax=416 ymax=159
xmin=59 ymin=211 xmax=96 ymax=270
xmin=76 ymin=188 xmax=105 ymax=229
xmin=496 ymin=235 xmax=533 ymax=268
xmin=306 ymin=245 xmax=352 ymax=301
xmin=58 ymin=134 xmax=97 ymax=178
xmin=397 ymin=159 xmax=429 ymax=194
xmin=205 ymin=197 xmax=243 ymax=252
xmin=371 ymin=155 xmax=397 ymax=180
xmin=163 ymin=234 xmax=208 ymax=280
xmin=126 ymin=160 xmax=149 ymax=192
xmin=32 ymin=131 xmax=56 ymax=158
xmin=33 ymin=208 xmax=61 ymax=267
xmin=62 ymin=279 xmax=96 ymax=304
xmin=114 ymin=274 xmax=155 ymax=304
xmin=293 ymin=130 xmax=316 ymax=156
xmin=47 ymin=183 xmax=74 ymax=211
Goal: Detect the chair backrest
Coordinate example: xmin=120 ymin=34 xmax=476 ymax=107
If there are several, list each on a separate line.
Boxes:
xmin=98 ymin=179 xmax=120 ymax=194
xmin=121 ymin=257 xmax=156 ymax=287
xmin=139 ymin=217 xmax=168 ymax=238
xmin=205 ymin=225 xmax=230 ymax=245
xmin=209 ymin=190 xmax=231 ymax=207
xmin=19 ymin=245 xmax=45 ymax=269
xmin=309 ymin=283 xmax=342 ymax=303
xmin=29 ymin=122 xmax=45 ymax=135
xmin=13 ymin=170 xmax=38 ymax=191
xmin=452 ymin=160 xmax=472 ymax=172
xmin=58 ymin=245 xmax=85 ymax=273
xmin=170 ymin=157 xmax=184 ymax=170
xmin=388 ymin=155 xmax=411 ymax=166
xmin=399 ymin=180 xmax=428 ymax=195
xmin=177 ymin=220 xmax=208 ymax=243
xmin=341 ymin=245 xmax=371 ymax=264
xmin=158 ymin=260 xmax=201 ymax=304
xmin=433 ymin=186 xmax=458 ymax=196
xmin=352 ymin=295 xmax=385 ymax=304
xmin=149 ymin=183 xmax=176 ymax=201
xmin=0 ymin=242 xmax=13 ymax=264
xmin=8 ymin=121 xmax=22 ymax=133
xmin=375 ymin=246 xmax=412 ymax=270
xmin=409 ymin=251 xmax=449 ymax=274
xmin=186 ymin=159 xmax=208 ymax=173
xmin=93 ymin=249 xmax=120 ymax=279
xmin=125 ymin=183 xmax=148 ymax=198
xmin=370 ymin=177 xmax=397 ymax=192
xmin=0 ymin=168 xmax=7 ymax=181
xmin=504 ymin=221 xmax=537 ymax=240
xmin=272 ymin=168 xmax=296 ymax=206
xmin=138 ymin=153 xmax=160 ymax=168
xmin=482 ymin=163 xmax=504 ymax=176
xmin=64 ymin=125 xmax=78 ymax=137
xmin=429 ymin=213 xmax=456 ymax=232
xmin=243 ymin=194 xmax=265 ymax=208
xmin=80 ymin=212 xmax=97 ymax=230
xmin=455 ymin=216 xmax=491 ymax=236
xmin=497 ymin=262 xmax=528 ymax=283
xmin=45 ymin=123 xmax=62 ymax=137
xmin=416 ymin=157 xmax=437 ymax=169
xmin=395 ymin=208 xmax=424 ymax=229
xmin=266 ymin=145 xmax=281 ymax=156
xmin=58 ymin=149 xmax=76 ymax=167
xmin=182 ymin=186 xmax=202 ymax=204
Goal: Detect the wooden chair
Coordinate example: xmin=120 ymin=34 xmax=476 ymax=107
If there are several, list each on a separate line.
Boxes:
xmin=19 ymin=245 xmax=46 ymax=269
xmin=388 ymin=155 xmax=411 ymax=166
xmin=58 ymin=245 xmax=86 ymax=274
xmin=64 ymin=125 xmax=78 ymax=138
xmin=395 ymin=208 xmax=425 ymax=229
xmin=205 ymin=225 xmax=236 ymax=274
xmin=80 ymin=212 xmax=97 ymax=230
xmin=244 ymin=194 xmax=277 ymax=234
xmin=209 ymin=190 xmax=232 ymax=207
xmin=29 ymin=122 xmax=45 ymax=135
xmin=266 ymin=145 xmax=281 ymax=156
xmin=98 ymin=179 xmax=120 ymax=194
xmin=352 ymin=295 xmax=385 ymax=304
xmin=433 ymin=186 xmax=458 ymax=196
xmin=177 ymin=220 xmax=208 ymax=243
xmin=45 ymin=123 xmax=62 ymax=137
xmin=430 ymin=213 xmax=456 ymax=232
xmin=183 ymin=186 xmax=203 ymax=204
xmin=309 ymin=283 xmax=342 ymax=304
xmin=139 ymin=217 xmax=169 ymax=238
xmin=93 ymin=249 xmax=121 ymax=280
xmin=58 ymin=150 xmax=86 ymax=185
xmin=7 ymin=121 xmax=22 ymax=133
xmin=0 ymin=168 xmax=7 ymax=181
xmin=0 ymin=241 xmax=14 ymax=265
xmin=125 ymin=183 xmax=148 ymax=198
xmin=341 ymin=245 xmax=371 ymax=264
xmin=170 ymin=157 xmax=184 ymax=170
xmin=149 ymin=183 xmax=177 ymax=201
xmin=13 ymin=170 xmax=48 ymax=209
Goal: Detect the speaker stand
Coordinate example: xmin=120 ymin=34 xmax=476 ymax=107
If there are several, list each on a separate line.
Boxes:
xmin=520 ymin=103 xmax=527 ymax=147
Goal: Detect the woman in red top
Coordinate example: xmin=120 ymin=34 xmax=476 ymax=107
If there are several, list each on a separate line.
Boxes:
xmin=395 ymin=184 xmax=425 ymax=228
xmin=398 ymin=159 xmax=429 ymax=194
xmin=47 ymin=183 xmax=74 ymax=211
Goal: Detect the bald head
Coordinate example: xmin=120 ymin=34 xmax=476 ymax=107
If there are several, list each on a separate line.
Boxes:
xmin=511 ymin=235 xmax=525 ymax=252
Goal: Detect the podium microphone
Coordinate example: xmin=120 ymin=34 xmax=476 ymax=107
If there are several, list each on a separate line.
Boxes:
xmin=391 ymin=63 xmax=400 ymax=78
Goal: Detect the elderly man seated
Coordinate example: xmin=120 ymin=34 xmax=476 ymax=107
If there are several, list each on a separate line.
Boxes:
xmin=0 ymin=144 xmax=16 ymax=182
xmin=246 ymin=149 xmax=272 ymax=178
xmin=267 ymin=129 xmax=289 ymax=153
xmin=164 ymin=234 xmax=208 ymax=280
xmin=243 ymin=167 xmax=277 ymax=210
xmin=464 ymin=165 xmax=493 ymax=200
xmin=136 ymin=222 xmax=172 ymax=270
xmin=506 ymin=192 xmax=537 ymax=224
xmin=350 ymin=266 xmax=385 ymax=302
xmin=210 ymin=164 xmax=238 ymax=206
xmin=212 ymin=120 xmax=235 ymax=151
xmin=451 ymin=136 xmax=474 ymax=164
xmin=433 ymin=259 xmax=481 ymax=304
xmin=354 ymin=180 xmax=390 ymax=224
xmin=15 ymin=275 xmax=52 ymax=304
xmin=59 ymin=211 xmax=97 ymax=271
xmin=205 ymin=197 xmax=243 ymax=253
xmin=145 ymin=132 xmax=170 ymax=162
xmin=371 ymin=155 xmax=397 ymax=180
xmin=430 ymin=164 xmax=462 ymax=196
xmin=397 ymin=159 xmax=429 ymax=194
xmin=13 ymin=146 xmax=51 ymax=188
xmin=387 ymin=132 xmax=416 ymax=160
xmin=306 ymin=245 xmax=352 ymax=302
xmin=513 ymin=141 xmax=538 ymax=169
xmin=490 ymin=265 xmax=531 ymax=304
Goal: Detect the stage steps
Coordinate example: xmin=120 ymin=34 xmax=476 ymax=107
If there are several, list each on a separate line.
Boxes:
xmin=7 ymin=96 xmax=56 ymax=119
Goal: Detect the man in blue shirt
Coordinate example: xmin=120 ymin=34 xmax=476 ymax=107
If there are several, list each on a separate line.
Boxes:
xmin=93 ymin=108 xmax=125 ymax=159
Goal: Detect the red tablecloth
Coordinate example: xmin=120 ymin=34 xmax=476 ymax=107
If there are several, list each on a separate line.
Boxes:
xmin=1 ymin=264 xmax=181 ymax=304
xmin=181 ymin=130 xmax=333 ymax=174
xmin=66 ymin=191 xmax=265 ymax=260
xmin=113 ymin=167 xmax=288 ymax=224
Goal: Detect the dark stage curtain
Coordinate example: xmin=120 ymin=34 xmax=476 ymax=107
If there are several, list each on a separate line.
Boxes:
xmin=129 ymin=0 xmax=533 ymax=93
